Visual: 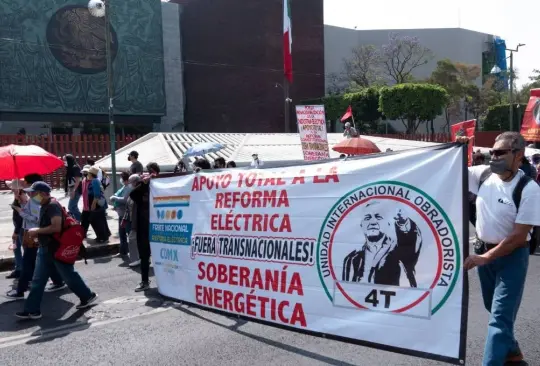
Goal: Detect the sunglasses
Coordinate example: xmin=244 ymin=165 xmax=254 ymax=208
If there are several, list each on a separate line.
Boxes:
xmin=489 ymin=149 xmax=518 ymax=157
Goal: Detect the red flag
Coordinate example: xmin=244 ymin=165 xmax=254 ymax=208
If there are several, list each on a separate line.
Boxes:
xmin=341 ymin=105 xmax=352 ymax=122
xmin=451 ymin=120 xmax=476 ymax=166
xmin=520 ymin=88 xmax=540 ymax=141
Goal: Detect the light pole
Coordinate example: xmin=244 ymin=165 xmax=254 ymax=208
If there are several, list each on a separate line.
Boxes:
xmin=88 ymin=0 xmax=117 ymax=193
xmin=507 ymin=43 xmax=525 ymax=131
xmin=275 ymin=83 xmax=293 ymax=132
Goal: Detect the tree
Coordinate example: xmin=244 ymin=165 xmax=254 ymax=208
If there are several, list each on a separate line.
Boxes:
xmin=429 ymin=59 xmax=483 ymax=131
xmin=429 ymin=59 xmax=464 ymax=131
xmin=517 ymin=69 xmax=540 ymax=103
xmin=483 ymin=103 xmax=527 ymax=131
xmin=314 ymin=87 xmax=386 ymax=134
xmin=342 ymin=45 xmax=383 ymax=89
xmin=380 ymin=33 xmax=434 ymax=84
xmin=379 ymin=84 xmax=449 ymax=133
xmin=465 ymin=77 xmax=504 ymax=126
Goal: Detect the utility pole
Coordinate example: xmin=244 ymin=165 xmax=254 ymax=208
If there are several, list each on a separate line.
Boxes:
xmin=506 ymin=43 xmax=525 ymax=132
xmin=104 ymin=0 xmax=117 ymax=193
xmin=284 ymin=78 xmax=290 ymax=133
xmin=88 ymin=0 xmax=117 ymax=193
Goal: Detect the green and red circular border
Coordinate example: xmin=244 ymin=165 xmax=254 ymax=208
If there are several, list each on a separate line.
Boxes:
xmin=316 ymin=181 xmax=461 ymax=315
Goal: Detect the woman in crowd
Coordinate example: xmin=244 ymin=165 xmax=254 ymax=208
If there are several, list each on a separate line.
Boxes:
xmin=87 ymin=166 xmax=111 ymax=243
xmin=110 ymin=172 xmax=133 ymax=256
xmin=214 ymin=157 xmax=226 ymax=169
xmin=123 ymin=174 xmax=142 ymax=267
xmin=6 ymin=180 xmax=24 ymax=279
xmin=130 ymin=163 xmax=160 ymax=291
xmin=193 ymin=158 xmax=211 ymax=172
xmin=173 ymin=160 xmax=187 ymax=174
xmin=63 ymin=154 xmax=83 ymax=222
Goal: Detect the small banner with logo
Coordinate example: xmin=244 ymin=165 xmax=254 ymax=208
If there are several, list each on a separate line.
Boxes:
xmin=520 ymin=88 xmax=540 ymax=141
xmin=451 ymin=120 xmax=476 ymax=166
xmin=150 ymin=144 xmax=468 ymax=365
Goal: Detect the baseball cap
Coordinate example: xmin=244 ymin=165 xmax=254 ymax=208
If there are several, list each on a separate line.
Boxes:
xmin=23 ymin=181 xmax=51 ymax=194
xmin=128 ymin=151 xmax=139 ymax=159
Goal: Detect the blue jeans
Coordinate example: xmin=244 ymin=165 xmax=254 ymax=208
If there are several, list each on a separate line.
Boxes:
xmin=17 ymin=246 xmax=64 ymax=293
xmin=24 ymin=246 xmax=93 ymax=313
xmin=68 ymin=192 xmax=82 ymax=222
xmin=119 ymin=220 xmax=129 ymax=255
xmin=478 ymin=246 xmax=529 ymax=366
xmin=13 ymin=234 xmax=23 ymax=272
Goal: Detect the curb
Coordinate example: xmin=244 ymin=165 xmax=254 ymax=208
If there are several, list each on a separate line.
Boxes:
xmin=0 ymin=242 xmax=120 ymax=273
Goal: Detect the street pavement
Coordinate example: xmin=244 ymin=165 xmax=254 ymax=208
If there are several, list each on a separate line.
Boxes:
xmin=0 ymin=245 xmax=539 ymax=365
xmin=0 ymin=190 xmax=120 ymax=269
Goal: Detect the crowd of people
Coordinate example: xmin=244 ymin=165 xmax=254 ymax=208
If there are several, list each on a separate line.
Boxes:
xmin=5 ymin=150 xmax=240 ymax=306
xmin=3 ymin=132 xmax=540 ymax=364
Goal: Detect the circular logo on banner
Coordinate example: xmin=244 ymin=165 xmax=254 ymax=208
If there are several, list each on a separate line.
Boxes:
xmin=316 ymin=181 xmax=460 ymax=316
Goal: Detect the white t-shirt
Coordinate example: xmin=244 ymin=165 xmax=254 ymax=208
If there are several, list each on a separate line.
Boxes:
xmin=469 ymin=166 xmax=540 ymax=243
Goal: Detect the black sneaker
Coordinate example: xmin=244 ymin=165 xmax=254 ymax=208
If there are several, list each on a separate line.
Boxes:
xmin=6 ymin=271 xmax=20 ymax=279
xmin=5 ymin=289 xmax=24 ymax=300
xmin=45 ymin=283 xmax=67 ymax=293
xmin=76 ymin=293 xmax=98 ymax=310
xmin=15 ymin=311 xmax=42 ymax=320
xmin=134 ymin=282 xmax=150 ymax=292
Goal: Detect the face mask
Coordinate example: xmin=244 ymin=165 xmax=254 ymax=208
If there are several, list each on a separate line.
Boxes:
xmin=128 ymin=157 xmax=131 ymax=162
xmin=64 ymin=162 xmax=68 ymax=167
xmin=489 ymin=159 xmax=512 ymax=175
xmin=32 ymin=194 xmax=42 ymax=203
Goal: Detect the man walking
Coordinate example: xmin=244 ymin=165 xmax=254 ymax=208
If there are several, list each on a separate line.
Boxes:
xmin=15 ymin=182 xmax=98 ymax=320
xmin=463 ymin=132 xmax=540 ymax=365
xmin=128 ymin=151 xmax=144 ymax=175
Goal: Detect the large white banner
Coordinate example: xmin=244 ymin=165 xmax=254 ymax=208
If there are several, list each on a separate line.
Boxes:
xmin=149 ymin=144 xmax=468 ymax=364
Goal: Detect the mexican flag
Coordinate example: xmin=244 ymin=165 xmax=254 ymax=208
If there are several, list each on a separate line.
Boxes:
xmin=283 ymin=0 xmax=293 ymax=83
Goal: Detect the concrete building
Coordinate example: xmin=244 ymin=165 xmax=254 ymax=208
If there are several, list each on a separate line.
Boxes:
xmin=324 ymin=26 xmax=498 ymax=132
xmin=0 ymin=0 xmax=181 ymax=135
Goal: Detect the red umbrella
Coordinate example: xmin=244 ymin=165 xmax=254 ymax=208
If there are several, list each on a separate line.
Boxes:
xmin=332 ymin=137 xmax=381 ymax=155
xmin=0 ymin=145 xmax=63 ymax=179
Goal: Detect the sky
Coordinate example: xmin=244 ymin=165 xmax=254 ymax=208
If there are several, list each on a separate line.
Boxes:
xmin=324 ymin=0 xmax=539 ymax=88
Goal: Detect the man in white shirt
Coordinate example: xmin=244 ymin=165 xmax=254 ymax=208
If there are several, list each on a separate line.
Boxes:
xmin=463 ymin=132 xmax=540 ymax=365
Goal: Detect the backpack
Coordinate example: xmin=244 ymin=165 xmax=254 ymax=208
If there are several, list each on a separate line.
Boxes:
xmin=50 ymin=200 xmax=88 ymax=265
xmin=100 ymin=167 xmax=110 ymax=189
xmin=478 ymin=168 xmax=540 ymax=255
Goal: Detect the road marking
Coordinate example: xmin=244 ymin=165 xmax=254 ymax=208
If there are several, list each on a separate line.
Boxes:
xmin=0 ymin=298 xmax=177 ymax=349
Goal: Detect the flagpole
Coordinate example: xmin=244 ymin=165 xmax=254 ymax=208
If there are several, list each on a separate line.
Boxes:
xmin=284 ymin=77 xmax=290 ymax=133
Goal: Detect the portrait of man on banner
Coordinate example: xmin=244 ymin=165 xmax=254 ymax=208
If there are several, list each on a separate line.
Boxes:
xmin=342 ymin=201 xmax=423 ymax=287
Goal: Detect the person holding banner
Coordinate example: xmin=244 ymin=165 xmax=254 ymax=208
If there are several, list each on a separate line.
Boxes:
xmin=461 ymin=132 xmax=540 ymax=365
xmin=130 ymin=163 xmax=160 ymax=292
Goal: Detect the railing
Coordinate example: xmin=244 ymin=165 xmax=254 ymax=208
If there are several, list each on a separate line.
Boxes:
xmin=369 ymin=132 xmax=499 ymax=147
xmin=0 ymin=134 xmax=142 ymax=190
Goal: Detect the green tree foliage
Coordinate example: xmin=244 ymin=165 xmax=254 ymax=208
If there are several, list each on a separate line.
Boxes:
xmin=429 ymin=59 xmax=482 ymax=131
xmin=299 ymin=87 xmax=387 ymax=133
xmin=482 ymin=103 xmax=527 ymax=131
xmin=379 ymin=84 xmax=449 ymax=133
xmin=517 ymin=69 xmax=540 ymax=103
